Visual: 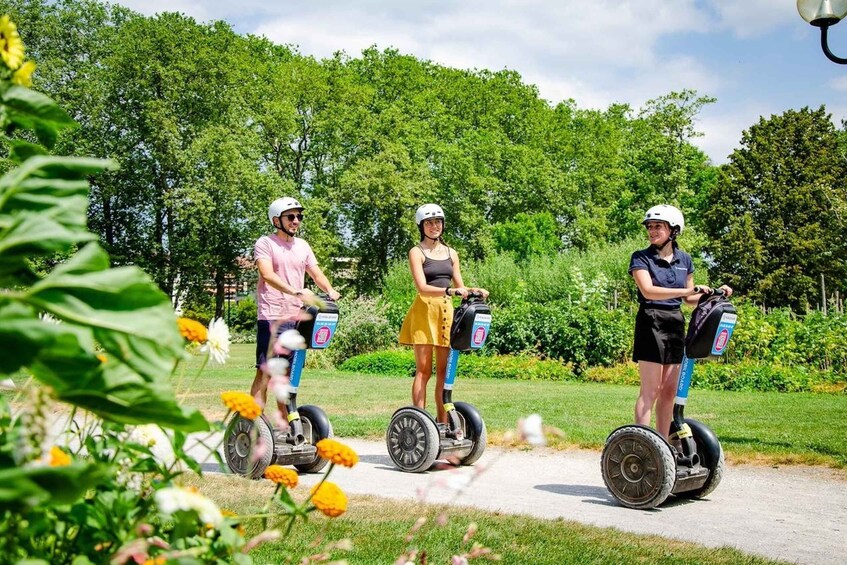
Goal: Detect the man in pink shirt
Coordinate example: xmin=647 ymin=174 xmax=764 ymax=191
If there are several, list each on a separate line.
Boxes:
xmin=252 ymin=196 xmax=341 ymax=416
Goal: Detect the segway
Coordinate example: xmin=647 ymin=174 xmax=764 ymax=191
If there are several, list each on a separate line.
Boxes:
xmin=224 ymin=297 xmax=339 ymax=478
xmin=601 ymin=289 xmax=737 ymax=509
xmin=386 ymin=292 xmax=491 ymax=473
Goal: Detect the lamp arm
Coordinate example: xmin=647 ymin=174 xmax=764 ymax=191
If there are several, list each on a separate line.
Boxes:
xmin=821 ymin=25 xmax=847 ymax=64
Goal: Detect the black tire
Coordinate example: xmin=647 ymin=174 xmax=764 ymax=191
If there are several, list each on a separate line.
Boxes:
xmin=676 ymin=418 xmax=725 ymax=499
xmin=601 ymin=425 xmax=676 ymax=509
xmin=294 ymin=405 xmax=334 ymax=473
xmin=454 ymin=402 xmax=487 ymax=466
xmin=386 ymin=407 xmax=440 ymax=473
xmin=224 ymin=414 xmax=275 ymax=479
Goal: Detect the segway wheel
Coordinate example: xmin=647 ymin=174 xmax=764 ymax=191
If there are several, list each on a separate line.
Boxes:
xmin=676 ymin=418 xmax=725 ymax=500
xmin=224 ymin=415 xmax=274 ymax=479
xmin=454 ymin=402 xmax=487 ymax=466
xmin=386 ymin=407 xmax=440 ymax=473
xmin=601 ymin=426 xmax=676 ymax=509
xmin=294 ymin=405 xmax=334 ymax=474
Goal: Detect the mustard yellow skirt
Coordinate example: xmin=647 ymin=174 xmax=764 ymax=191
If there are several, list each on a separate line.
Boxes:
xmin=399 ymin=294 xmax=453 ymax=347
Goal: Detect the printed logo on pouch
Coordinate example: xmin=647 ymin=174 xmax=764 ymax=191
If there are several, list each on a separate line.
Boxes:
xmin=472 ymin=326 xmax=487 ymax=346
xmin=713 ymin=328 xmax=729 ymax=352
xmin=314 ymin=326 xmax=332 ymax=346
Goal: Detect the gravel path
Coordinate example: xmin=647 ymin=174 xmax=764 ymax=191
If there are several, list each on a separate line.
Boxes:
xmin=193 ymin=436 xmax=847 ymax=565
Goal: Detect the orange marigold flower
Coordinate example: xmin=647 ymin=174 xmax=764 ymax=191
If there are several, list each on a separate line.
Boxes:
xmin=49 ymin=446 xmax=71 ymax=467
xmin=310 ymin=481 xmax=347 ymax=518
xmin=221 ymin=391 xmax=262 ymax=420
xmin=141 ymin=558 xmax=166 ymax=565
xmin=264 ymin=465 xmax=298 ymax=488
xmin=316 ymin=438 xmax=359 ymax=468
xmin=177 ymin=317 xmax=207 ymax=343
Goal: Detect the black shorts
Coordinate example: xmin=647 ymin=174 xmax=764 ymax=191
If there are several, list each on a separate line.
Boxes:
xmin=256 ymin=320 xmax=297 ymax=368
xmin=632 ymin=307 xmax=685 ymax=364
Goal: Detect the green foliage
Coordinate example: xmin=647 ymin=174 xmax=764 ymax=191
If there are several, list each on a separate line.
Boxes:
xmin=340 ymin=349 xmax=576 ymax=381
xmin=339 ymin=349 xmax=416 ymax=376
xmin=705 ymin=106 xmax=847 ymax=310
xmin=320 ymin=296 xmax=397 ymax=366
xmin=229 ymin=295 xmax=258 ymax=333
xmin=491 ymin=212 xmax=560 ymax=260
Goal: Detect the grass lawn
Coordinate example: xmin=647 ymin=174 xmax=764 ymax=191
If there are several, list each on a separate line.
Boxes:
xmin=178 ymin=344 xmax=847 ymax=468
xmin=184 ymin=474 xmax=786 ymax=565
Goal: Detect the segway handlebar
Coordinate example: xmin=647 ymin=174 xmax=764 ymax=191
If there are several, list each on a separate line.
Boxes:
xmin=694 ymin=286 xmax=727 ymax=298
xmin=464 ymin=290 xmax=486 ymax=301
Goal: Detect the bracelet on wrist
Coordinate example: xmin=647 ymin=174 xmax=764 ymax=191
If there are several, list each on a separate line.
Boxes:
xmin=445 ymin=287 xmax=451 ymax=297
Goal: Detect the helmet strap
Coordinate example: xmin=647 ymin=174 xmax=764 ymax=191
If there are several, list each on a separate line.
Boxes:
xmin=274 ymin=217 xmax=297 ymax=239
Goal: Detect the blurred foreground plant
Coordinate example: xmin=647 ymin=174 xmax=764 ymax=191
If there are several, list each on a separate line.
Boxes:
xmin=0 ymin=16 xmax=350 ymax=564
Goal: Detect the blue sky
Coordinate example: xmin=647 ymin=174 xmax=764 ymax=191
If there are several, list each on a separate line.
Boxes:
xmin=109 ymin=0 xmax=847 ymax=164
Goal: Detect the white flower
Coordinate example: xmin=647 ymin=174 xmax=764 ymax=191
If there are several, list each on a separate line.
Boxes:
xmin=266 ymin=357 xmax=289 ymax=377
xmin=276 ymin=329 xmax=306 ymax=350
xmin=129 ymin=424 xmax=177 ymax=468
xmin=201 ymin=318 xmax=230 ymax=364
xmin=269 ymin=374 xmax=291 ymax=402
xmin=155 ymin=486 xmax=223 ymax=528
xmin=0 ymin=378 xmax=15 ymax=390
xmin=519 ymin=413 xmax=545 ymax=446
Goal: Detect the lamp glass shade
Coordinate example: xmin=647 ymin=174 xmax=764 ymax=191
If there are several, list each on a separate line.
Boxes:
xmin=798 ymin=0 xmax=847 ymax=23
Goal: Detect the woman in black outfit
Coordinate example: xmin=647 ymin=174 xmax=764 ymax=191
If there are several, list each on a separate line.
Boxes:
xmin=630 ymin=205 xmax=732 ymax=438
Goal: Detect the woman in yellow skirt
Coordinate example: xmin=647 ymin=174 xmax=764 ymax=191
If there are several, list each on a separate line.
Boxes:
xmin=399 ymin=204 xmax=489 ymax=423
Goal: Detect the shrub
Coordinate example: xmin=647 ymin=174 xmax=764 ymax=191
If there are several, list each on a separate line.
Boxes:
xmin=325 ymin=297 xmax=397 ymax=366
xmin=339 ymin=349 xmax=415 ymax=376
xmin=340 ymin=350 xmax=575 ymax=381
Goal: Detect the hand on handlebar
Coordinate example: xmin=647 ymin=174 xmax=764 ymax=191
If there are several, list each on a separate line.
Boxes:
xmin=326 ymin=289 xmax=341 ymax=301
xmin=296 ymin=288 xmax=323 ymax=307
xmin=452 ymin=287 xmax=470 ymax=299
xmin=469 ymin=287 xmax=490 ymax=300
xmin=692 ymin=284 xmax=733 ymax=298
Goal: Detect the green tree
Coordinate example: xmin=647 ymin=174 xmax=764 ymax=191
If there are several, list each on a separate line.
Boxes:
xmin=492 ymin=212 xmax=560 ymax=261
xmin=704 ymin=106 xmax=847 ymax=309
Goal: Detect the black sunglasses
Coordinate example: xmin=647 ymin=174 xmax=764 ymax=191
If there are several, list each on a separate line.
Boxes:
xmin=281 ymin=213 xmax=304 ymax=222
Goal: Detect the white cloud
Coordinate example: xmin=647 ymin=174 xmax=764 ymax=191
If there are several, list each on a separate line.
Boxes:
xmin=830 ymin=75 xmax=847 ymax=92
xmin=709 ymin=0 xmax=799 ymax=38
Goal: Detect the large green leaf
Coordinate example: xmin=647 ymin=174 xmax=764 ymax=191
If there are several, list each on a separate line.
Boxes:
xmin=25 ymin=243 xmax=185 ymax=382
xmin=0 ymin=462 xmax=108 ymax=507
xmin=1 ymin=86 xmax=77 ymax=149
xmin=0 ymin=305 xmax=206 ymax=431
xmin=0 ymin=156 xmax=114 ymax=233
xmin=0 ymin=214 xmax=95 ymax=266
xmin=29 ymin=353 xmax=208 ymax=431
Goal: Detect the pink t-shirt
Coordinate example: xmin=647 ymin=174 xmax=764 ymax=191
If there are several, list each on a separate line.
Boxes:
xmin=254 ymin=234 xmax=318 ymax=321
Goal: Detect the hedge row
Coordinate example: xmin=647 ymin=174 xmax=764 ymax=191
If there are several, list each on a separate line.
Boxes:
xmin=339 ymin=350 xmax=576 ymax=381
xmin=341 ymin=350 xmax=846 ymax=393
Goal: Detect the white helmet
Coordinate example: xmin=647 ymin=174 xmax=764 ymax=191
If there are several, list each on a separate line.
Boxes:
xmin=268 ymin=197 xmax=304 ymax=225
xmin=642 ymin=204 xmax=684 ymax=235
xmin=414 ymin=203 xmax=445 ymax=225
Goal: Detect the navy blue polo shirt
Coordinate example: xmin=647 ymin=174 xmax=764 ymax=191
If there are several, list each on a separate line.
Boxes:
xmin=629 ymin=246 xmax=694 ymax=307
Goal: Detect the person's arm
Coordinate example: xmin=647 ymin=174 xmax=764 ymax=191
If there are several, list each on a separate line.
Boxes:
xmin=409 ymin=247 xmax=463 ymax=297
xmin=633 ymin=270 xmax=703 ymax=302
xmin=306 ymin=264 xmax=341 ymax=301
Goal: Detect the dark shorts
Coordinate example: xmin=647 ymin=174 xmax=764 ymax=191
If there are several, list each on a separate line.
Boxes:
xmin=632 ymin=307 xmax=685 ymax=365
xmin=256 ymin=320 xmax=297 ymax=368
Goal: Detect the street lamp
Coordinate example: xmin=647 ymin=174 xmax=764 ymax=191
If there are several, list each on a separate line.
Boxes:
xmin=798 ymin=0 xmax=847 ymax=64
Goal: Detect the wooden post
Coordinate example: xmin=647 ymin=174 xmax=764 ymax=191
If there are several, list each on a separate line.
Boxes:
xmin=821 ymin=274 xmax=827 ymax=316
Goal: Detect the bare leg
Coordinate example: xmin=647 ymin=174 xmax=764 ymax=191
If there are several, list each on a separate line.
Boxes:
xmin=635 ymin=361 xmax=663 ymax=428
xmin=250 ymin=368 xmax=268 ymax=407
xmin=250 ymin=368 xmax=288 ymax=420
xmin=433 ymin=346 xmax=450 ymax=423
xmin=412 ymin=345 xmax=433 ymax=409
xmin=654 ymin=363 xmax=681 ymax=438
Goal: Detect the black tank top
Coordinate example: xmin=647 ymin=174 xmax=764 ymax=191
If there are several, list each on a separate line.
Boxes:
xmin=420 ymin=245 xmax=453 ymax=288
